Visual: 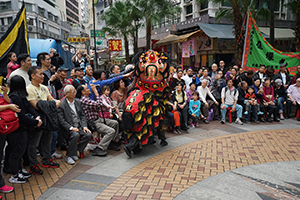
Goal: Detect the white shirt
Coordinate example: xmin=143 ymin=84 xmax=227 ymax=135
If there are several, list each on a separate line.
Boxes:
xmin=280 ymin=72 xmax=286 ymax=85
xmin=67 ymin=99 xmax=77 ymax=116
xmin=8 ymin=68 xmax=30 ymax=87
xmin=182 ymin=75 xmax=193 ymax=90
xmin=259 ymin=73 xmax=264 ymax=80
xmin=197 ymin=86 xmax=216 ymax=103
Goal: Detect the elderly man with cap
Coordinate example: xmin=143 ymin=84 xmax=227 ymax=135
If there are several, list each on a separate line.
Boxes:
xmin=286 ymin=78 xmax=300 ymax=120
xmin=274 ymin=79 xmax=288 ymax=120
xmin=56 ymin=67 xmax=72 ymax=100
xmin=73 ymin=67 xmax=86 ymax=89
xmin=273 ymin=62 xmax=291 ymax=90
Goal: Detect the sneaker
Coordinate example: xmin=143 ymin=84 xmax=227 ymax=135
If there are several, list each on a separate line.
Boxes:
xmin=52 ymin=152 xmax=62 ymax=159
xmin=71 ymin=156 xmax=79 ymax=161
xmin=30 ymin=164 xmax=43 ymax=175
xmin=92 ymin=147 xmax=107 ymax=157
xmin=221 ymin=119 xmax=225 ymax=124
xmin=258 ymin=111 xmax=264 ymax=115
xmin=235 ymin=118 xmax=243 ymax=125
xmin=42 ymin=159 xmax=60 ymax=168
xmin=9 ymin=173 xmax=28 ymax=184
xmin=65 ymin=157 xmax=75 ymax=165
xmin=0 ymin=185 xmax=14 ymax=193
xmin=195 ymin=123 xmax=199 ymax=127
xmin=21 ymin=169 xmax=31 ymax=178
xmin=280 ymin=113 xmax=285 ymax=120
xmin=123 ymin=146 xmax=131 ymax=158
xmin=190 ymin=123 xmax=195 ymax=128
xmin=243 ymin=111 xmax=248 ymax=115
xmin=160 ymin=139 xmax=168 ymax=146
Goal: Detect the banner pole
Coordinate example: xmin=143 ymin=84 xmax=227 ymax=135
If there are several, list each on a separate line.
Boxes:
xmin=241 ymin=10 xmax=249 ymax=70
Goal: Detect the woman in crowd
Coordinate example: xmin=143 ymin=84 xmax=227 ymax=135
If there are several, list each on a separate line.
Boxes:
xmin=186 ymin=82 xmax=197 ymax=103
xmin=6 ymin=52 xmax=19 ymax=79
xmin=6 ymin=75 xmax=42 ymax=183
xmin=262 ymin=77 xmax=280 ymax=122
xmin=172 ymin=82 xmax=189 ymax=131
xmin=200 ymin=68 xmax=211 ymax=87
xmin=274 ymin=79 xmax=288 ymax=120
xmin=253 ymin=78 xmax=266 ymax=122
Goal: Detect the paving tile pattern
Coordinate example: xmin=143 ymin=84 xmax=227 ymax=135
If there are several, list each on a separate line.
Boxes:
xmin=1 ymin=149 xmax=76 ymax=200
xmin=96 ymin=129 xmax=300 ymax=200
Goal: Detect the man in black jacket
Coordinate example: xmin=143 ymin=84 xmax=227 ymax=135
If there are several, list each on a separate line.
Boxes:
xmin=272 ymin=62 xmax=291 ymax=90
xmin=49 ymin=48 xmax=64 ymax=69
xmin=240 ymin=70 xmax=254 ymax=86
xmin=252 ymin=65 xmax=266 ymax=82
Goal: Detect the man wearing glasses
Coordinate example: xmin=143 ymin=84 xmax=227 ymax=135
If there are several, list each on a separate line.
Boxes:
xmin=7 ymin=53 xmax=32 ymax=87
xmin=287 ymin=78 xmax=300 ymax=120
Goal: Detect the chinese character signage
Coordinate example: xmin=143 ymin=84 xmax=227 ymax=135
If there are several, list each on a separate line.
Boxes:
xmin=67 ymin=37 xmax=89 ymax=43
xmin=108 ymin=39 xmax=122 ymax=51
xmin=90 ymin=30 xmax=105 ymax=38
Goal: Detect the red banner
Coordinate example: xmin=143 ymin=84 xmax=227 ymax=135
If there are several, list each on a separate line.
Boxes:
xmin=108 ymin=39 xmax=122 ymax=51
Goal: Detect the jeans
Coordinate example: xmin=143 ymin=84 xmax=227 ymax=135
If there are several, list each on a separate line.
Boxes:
xmin=51 ymin=131 xmax=58 ymax=155
xmin=220 ymin=104 xmax=243 ymax=120
xmin=275 ymin=97 xmax=285 ymax=113
xmin=244 ymin=104 xmax=258 ymax=121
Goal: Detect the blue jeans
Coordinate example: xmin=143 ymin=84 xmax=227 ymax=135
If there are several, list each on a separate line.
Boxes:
xmin=51 ymin=131 xmax=58 ymax=155
xmin=220 ymin=104 xmax=243 ymax=120
xmin=275 ymin=97 xmax=285 ymax=113
xmin=244 ymin=104 xmax=258 ymax=121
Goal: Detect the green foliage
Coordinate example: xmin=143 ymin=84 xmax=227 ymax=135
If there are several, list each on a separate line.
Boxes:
xmin=283 ymin=0 xmax=298 ymax=14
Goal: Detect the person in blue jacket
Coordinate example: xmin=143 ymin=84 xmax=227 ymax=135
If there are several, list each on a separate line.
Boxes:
xmin=87 ymin=69 xmax=133 ymax=100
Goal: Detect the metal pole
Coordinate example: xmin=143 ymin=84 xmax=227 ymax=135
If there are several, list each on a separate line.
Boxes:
xmin=135 ymin=25 xmax=138 ymax=54
xmin=92 ymin=2 xmax=98 ymax=68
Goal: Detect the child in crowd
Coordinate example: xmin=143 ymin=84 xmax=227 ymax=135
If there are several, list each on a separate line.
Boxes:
xmin=99 ymin=85 xmax=122 ymax=120
xmin=189 ymin=91 xmax=202 ymax=127
xmin=6 ymin=52 xmax=19 ymax=79
xmin=244 ymin=86 xmax=262 ymax=115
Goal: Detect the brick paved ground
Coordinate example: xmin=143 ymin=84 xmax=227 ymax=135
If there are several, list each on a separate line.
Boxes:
xmin=95 ymin=129 xmax=300 ymax=200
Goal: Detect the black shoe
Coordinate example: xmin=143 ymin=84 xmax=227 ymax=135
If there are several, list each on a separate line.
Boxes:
xmin=92 ymin=147 xmax=107 ymax=156
xmin=203 ymin=119 xmax=210 ymax=124
xmin=42 ymin=159 xmax=60 ymax=168
xmin=213 ymin=116 xmax=221 ymax=121
xmin=297 ymin=117 xmax=300 ymax=121
xmin=260 ymin=118 xmax=266 ymax=123
xmin=181 ymin=127 xmax=188 ymax=131
xmin=266 ymin=118 xmax=272 ymax=123
xmin=108 ymin=142 xmax=120 ymax=151
xmin=274 ymin=118 xmax=280 ymax=122
xmin=30 ymin=164 xmax=43 ymax=175
xmin=123 ymin=146 xmax=132 ymax=158
xmin=160 ymin=139 xmax=168 ymax=146
xmin=244 ymin=120 xmax=250 ymax=124
xmin=254 ymin=120 xmax=260 ymax=124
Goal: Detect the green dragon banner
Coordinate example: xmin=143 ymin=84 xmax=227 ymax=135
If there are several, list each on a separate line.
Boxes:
xmin=242 ymin=12 xmax=300 ymax=76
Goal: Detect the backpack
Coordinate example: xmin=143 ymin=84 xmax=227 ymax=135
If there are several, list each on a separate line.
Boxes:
xmin=0 ymin=97 xmax=19 ymax=134
xmin=224 ymin=86 xmax=237 ymax=96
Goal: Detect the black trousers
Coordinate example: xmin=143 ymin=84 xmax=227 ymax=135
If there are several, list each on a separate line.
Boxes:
xmin=0 ymin=134 xmax=7 ymax=187
xmin=5 ymin=130 xmax=28 ymax=175
xmin=266 ymin=104 xmax=278 ymax=119
xmin=177 ymin=104 xmax=188 ymax=128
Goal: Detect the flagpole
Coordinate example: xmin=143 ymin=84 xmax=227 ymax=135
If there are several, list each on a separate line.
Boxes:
xmin=241 ymin=10 xmax=249 ymax=70
xmin=93 ymin=1 xmax=98 ymax=69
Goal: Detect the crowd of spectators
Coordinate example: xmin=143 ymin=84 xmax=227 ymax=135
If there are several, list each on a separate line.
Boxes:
xmin=0 ymin=49 xmax=300 ymax=198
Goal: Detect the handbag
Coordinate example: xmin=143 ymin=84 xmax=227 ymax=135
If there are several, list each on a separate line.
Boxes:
xmin=0 ymin=97 xmax=19 ymax=134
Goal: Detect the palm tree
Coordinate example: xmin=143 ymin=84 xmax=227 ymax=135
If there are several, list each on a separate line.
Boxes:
xmin=284 ymin=0 xmax=300 ymax=51
xmin=101 ymin=0 xmax=140 ymax=63
xmin=197 ymin=0 xmax=270 ymax=60
xmin=133 ymin=0 xmax=181 ymax=50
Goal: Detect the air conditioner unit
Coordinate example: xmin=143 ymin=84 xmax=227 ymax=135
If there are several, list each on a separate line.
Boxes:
xmin=0 ymin=27 xmax=6 ymax=32
xmin=28 ymin=26 xmax=33 ymax=32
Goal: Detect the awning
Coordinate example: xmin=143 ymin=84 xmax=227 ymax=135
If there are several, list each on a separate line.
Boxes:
xmin=197 ymin=23 xmax=235 ymax=39
xmin=259 ymin=27 xmax=295 ymax=39
xmin=155 ymin=30 xmax=200 ymax=46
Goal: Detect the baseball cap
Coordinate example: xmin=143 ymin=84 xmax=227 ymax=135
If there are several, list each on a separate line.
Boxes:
xmin=75 ymin=67 xmax=84 ymax=72
xmin=58 ymin=67 xmax=70 ymax=71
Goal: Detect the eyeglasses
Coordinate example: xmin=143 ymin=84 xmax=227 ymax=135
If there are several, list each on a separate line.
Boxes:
xmin=68 ymin=91 xmax=76 ymax=94
xmin=45 ymin=58 xmax=51 ymax=61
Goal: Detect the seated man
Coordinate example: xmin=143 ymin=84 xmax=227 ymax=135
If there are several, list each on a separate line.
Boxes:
xmin=197 ymin=79 xmax=220 ymax=122
xmin=287 ymin=78 xmax=300 ymax=120
xmin=77 ymin=84 xmax=120 ymax=156
xmin=220 ymin=78 xmax=243 ymax=125
xmin=58 ymin=85 xmax=93 ymax=165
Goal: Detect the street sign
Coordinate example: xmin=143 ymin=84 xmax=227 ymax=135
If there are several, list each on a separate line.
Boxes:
xmin=90 ymin=30 xmax=105 ymax=37
xmin=90 ymin=39 xmax=107 ymax=47
xmin=108 ymin=39 xmax=122 ymax=51
xmin=67 ymin=37 xmax=89 ymax=43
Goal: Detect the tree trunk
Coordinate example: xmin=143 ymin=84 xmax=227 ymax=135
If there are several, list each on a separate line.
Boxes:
xmin=124 ymin=35 xmax=130 ymax=64
xmin=146 ymin=13 xmax=151 ymax=51
xmin=231 ymin=0 xmax=244 ymax=61
xmin=269 ymin=0 xmax=275 ymax=46
xmin=296 ymin=0 xmax=300 ymax=51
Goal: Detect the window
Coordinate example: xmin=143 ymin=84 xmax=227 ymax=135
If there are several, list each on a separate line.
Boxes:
xmin=186 ymin=5 xmax=193 ymax=15
xmin=48 ymin=13 xmax=54 ymax=21
xmin=66 ymin=0 xmax=78 ymax=7
xmin=200 ymin=0 xmax=208 ymax=10
xmin=25 ymin=3 xmax=32 ymax=11
xmin=0 ymin=18 xmax=4 ymax=25
xmin=0 ymin=2 xmax=11 ymax=11
xmin=7 ymin=17 xmax=12 ymax=25
xmin=38 ymin=7 xmax=45 ymax=17
xmin=54 ymin=16 xmax=58 ymax=23
xmin=27 ymin=18 xmax=34 ymax=25
xmin=66 ymin=1 xmax=79 ymax=15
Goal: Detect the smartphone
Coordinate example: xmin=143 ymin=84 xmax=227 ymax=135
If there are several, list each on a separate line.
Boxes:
xmin=1 ymin=78 xmax=7 ymax=86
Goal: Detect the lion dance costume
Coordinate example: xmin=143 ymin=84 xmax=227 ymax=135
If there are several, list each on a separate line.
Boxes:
xmin=122 ymin=50 xmax=171 ymax=157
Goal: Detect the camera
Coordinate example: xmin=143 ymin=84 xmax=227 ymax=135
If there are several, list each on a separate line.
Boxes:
xmin=53 ymin=53 xmax=59 ymax=57
xmin=2 ymin=78 xmax=7 ymax=86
